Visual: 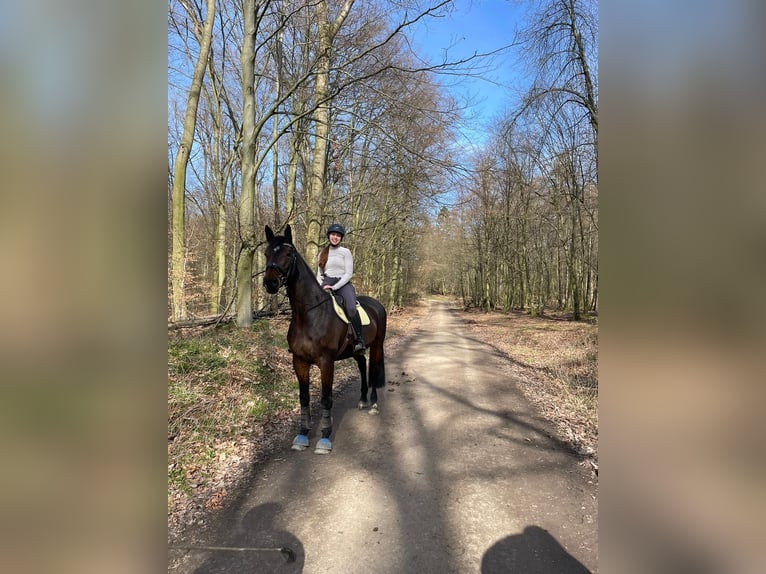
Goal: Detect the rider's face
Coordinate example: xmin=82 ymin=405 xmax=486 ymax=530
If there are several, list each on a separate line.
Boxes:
xmin=328 ymin=232 xmax=342 ymax=245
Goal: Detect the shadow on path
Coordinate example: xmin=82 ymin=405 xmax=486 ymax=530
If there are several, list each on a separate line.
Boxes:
xmin=192 ymin=503 xmax=304 ymax=573
xmin=482 ymin=526 xmax=592 ymax=573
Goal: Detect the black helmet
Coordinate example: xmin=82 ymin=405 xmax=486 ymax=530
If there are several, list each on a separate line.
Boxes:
xmin=327 ymin=223 xmax=345 ymax=238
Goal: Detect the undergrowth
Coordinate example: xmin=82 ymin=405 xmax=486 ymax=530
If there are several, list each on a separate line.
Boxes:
xmin=167 ymin=319 xmax=294 ymax=509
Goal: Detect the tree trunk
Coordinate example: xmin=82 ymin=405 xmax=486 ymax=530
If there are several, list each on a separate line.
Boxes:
xmin=569 ymin=184 xmax=582 ymax=320
xmin=304 ymin=3 xmax=331 ymax=267
xmin=271 ymin=15 xmax=283 ymax=227
xmin=170 ymin=0 xmax=216 ymax=321
xmin=285 ymin=127 xmax=302 ymax=225
xmin=210 ymin=176 xmax=227 ymax=314
xmin=567 ymin=0 xmax=598 ymax=138
xmin=236 ymin=0 xmax=257 ymax=327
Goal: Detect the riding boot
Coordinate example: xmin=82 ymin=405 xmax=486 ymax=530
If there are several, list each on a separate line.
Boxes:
xmin=350 ymin=312 xmax=366 ymax=353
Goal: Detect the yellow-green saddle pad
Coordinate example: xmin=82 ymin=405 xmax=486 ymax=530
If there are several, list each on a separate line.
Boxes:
xmin=331 ymin=297 xmax=370 ymax=325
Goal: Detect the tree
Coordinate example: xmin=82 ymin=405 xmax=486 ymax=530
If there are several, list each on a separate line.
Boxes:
xmin=235 ymin=0 xmax=260 ymax=327
xmin=203 ymin=0 xmax=242 ymax=314
xmin=169 ymin=0 xmax=216 ymax=322
xmin=520 ymin=0 xmax=598 ymax=142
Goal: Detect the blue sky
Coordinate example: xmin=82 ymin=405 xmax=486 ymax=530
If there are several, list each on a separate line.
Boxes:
xmin=409 ymin=0 xmax=531 ymax=145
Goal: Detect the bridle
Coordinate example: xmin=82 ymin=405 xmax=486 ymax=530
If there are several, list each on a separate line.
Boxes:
xmin=265 ymin=243 xmax=335 ymax=313
xmin=265 ymin=243 xmax=297 ymax=289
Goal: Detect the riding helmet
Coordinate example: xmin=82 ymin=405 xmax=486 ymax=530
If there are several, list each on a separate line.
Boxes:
xmin=326 ymin=223 xmax=345 ymax=238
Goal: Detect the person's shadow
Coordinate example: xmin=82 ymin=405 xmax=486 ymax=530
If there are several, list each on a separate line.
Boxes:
xmin=194 ymin=502 xmax=304 ymax=573
xmin=481 ymin=525 xmax=592 ymax=573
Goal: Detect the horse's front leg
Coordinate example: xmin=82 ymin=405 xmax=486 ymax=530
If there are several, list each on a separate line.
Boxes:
xmin=291 ymin=357 xmax=312 ymax=451
xmin=314 ymin=359 xmax=334 ymax=454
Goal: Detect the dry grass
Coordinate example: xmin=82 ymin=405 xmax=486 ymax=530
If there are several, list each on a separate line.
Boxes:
xmin=457 ymin=305 xmax=598 ymax=470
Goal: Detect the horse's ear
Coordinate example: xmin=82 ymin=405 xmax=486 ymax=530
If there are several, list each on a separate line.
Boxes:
xmin=265 ymin=225 xmax=274 ymax=242
xmin=285 ymin=224 xmax=293 ymax=245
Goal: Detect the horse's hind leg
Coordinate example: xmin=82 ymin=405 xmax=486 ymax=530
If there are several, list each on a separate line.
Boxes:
xmin=355 ymin=354 xmax=370 ymax=410
xmin=369 ymin=385 xmax=379 ymax=415
xmin=368 ymin=342 xmax=385 ymax=415
xmin=291 ymin=358 xmax=311 ymax=451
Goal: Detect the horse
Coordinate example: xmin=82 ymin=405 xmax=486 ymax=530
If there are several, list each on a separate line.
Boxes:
xmin=263 ymin=224 xmax=387 ymax=454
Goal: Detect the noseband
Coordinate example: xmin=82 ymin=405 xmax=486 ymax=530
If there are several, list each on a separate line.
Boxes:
xmin=266 ymin=244 xmax=297 ymax=288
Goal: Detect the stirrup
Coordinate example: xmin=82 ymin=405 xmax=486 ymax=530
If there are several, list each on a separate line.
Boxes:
xmin=353 ymin=341 xmax=366 ymax=353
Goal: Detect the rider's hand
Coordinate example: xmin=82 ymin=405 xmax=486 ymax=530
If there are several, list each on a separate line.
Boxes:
xmin=323 ymin=285 xmax=333 ymax=291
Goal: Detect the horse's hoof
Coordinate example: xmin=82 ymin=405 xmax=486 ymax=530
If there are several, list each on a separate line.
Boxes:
xmin=291 ymin=434 xmax=310 ymax=451
xmin=358 ymin=400 xmax=369 ymax=410
xmin=314 ymin=438 xmax=332 ymax=454
xmin=369 ymin=404 xmax=379 ymax=415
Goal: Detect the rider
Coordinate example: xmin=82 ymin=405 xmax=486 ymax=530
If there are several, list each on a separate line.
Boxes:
xmin=316 ymin=223 xmax=365 ymax=353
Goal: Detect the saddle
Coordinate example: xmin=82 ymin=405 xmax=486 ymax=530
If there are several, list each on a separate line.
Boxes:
xmin=330 ymin=295 xmax=370 ymax=325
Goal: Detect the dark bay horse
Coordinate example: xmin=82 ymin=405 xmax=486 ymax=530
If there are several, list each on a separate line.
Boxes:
xmin=263 ymin=225 xmax=387 ymax=454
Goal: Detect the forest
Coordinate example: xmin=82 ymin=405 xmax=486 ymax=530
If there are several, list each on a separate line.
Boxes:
xmin=168 ymin=0 xmax=598 ymax=324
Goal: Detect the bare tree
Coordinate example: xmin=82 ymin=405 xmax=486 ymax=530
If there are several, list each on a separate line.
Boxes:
xmin=519 ymin=0 xmax=598 ymax=142
xmin=235 ymin=0 xmax=260 ymax=326
xmin=169 ymin=0 xmax=216 ymax=322
xmin=205 ymin=1 xmax=243 ymax=314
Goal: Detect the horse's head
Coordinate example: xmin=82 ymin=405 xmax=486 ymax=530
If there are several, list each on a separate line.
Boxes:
xmin=263 ymin=224 xmax=297 ymax=293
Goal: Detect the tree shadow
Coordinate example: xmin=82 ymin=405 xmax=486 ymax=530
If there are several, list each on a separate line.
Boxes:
xmin=192 ymin=502 xmax=304 ymax=573
xmin=481 ymin=526 xmax=592 ymax=573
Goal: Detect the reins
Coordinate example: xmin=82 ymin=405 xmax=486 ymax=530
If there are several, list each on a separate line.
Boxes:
xmin=294 ymin=292 xmax=333 ymax=313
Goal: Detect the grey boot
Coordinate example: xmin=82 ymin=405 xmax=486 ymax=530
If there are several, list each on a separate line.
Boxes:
xmin=350 ymin=313 xmax=366 ymax=353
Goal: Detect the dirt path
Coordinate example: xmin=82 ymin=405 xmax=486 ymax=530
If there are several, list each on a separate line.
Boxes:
xmin=169 ymin=299 xmax=597 ymax=573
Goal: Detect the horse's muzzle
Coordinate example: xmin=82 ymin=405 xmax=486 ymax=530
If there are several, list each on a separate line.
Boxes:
xmin=263 ymin=274 xmax=281 ymax=294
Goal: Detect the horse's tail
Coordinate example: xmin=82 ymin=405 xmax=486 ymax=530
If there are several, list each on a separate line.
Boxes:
xmin=368 ymin=301 xmax=387 ymax=388
xmin=370 ymin=352 xmax=386 ymax=388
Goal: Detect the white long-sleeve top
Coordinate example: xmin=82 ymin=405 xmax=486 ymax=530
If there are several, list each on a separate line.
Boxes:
xmin=316 ymin=245 xmax=354 ymax=290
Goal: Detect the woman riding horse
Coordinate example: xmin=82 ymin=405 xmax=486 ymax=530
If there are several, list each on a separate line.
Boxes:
xmin=263 ymin=225 xmax=387 ymax=454
xmin=317 ymin=223 xmax=365 ymax=353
